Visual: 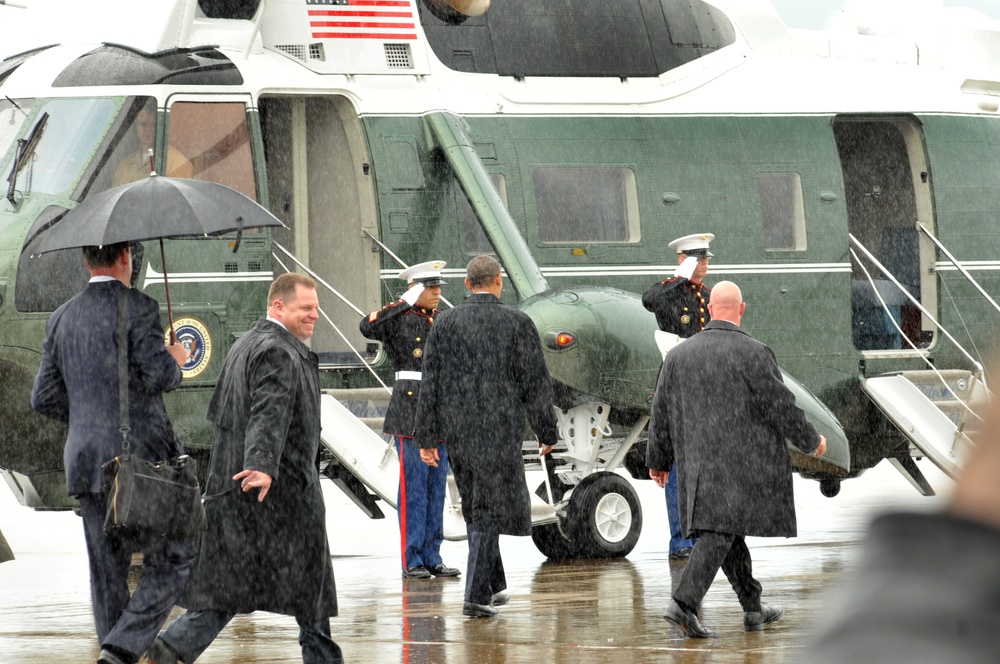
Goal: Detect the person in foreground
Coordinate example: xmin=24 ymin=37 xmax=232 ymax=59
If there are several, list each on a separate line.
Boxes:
xmin=803 ymin=377 xmax=1000 ymax=663
xmin=30 ymin=242 xmax=192 ymax=664
xmin=148 ymin=274 xmax=341 ymax=663
xmin=415 ymin=255 xmax=558 ymax=618
xmin=359 ymin=260 xmax=460 ymax=580
xmin=647 ymin=281 xmax=826 ymax=638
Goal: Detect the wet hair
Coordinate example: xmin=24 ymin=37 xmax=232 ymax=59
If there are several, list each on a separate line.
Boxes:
xmin=268 ymin=273 xmax=317 ymax=305
xmin=82 ymin=242 xmax=129 ymax=269
xmin=466 ymin=255 xmax=501 ymax=288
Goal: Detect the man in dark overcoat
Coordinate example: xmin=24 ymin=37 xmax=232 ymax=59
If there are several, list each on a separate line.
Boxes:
xmin=149 ymin=274 xmax=341 ymax=664
xmin=647 ymin=281 xmax=826 ymax=638
xmin=359 ymin=259 xmax=460 ymax=580
xmin=414 ymin=255 xmax=558 ymax=618
xmin=31 ymin=242 xmax=192 ymax=664
xmin=642 ymin=232 xmax=715 ymax=562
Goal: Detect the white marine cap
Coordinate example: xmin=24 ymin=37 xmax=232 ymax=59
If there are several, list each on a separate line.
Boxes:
xmin=668 ymin=233 xmax=715 ymax=257
xmin=398 ymin=260 xmax=447 ymax=286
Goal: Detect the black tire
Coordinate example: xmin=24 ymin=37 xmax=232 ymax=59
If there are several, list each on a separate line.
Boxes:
xmin=531 ymin=522 xmax=581 ymax=559
xmin=531 ymin=481 xmax=580 ymax=559
xmin=566 ymin=473 xmax=642 ymax=559
xmin=820 ymin=478 xmax=841 ymax=498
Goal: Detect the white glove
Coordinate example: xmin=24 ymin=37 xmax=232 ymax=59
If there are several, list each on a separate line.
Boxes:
xmin=673 ymin=255 xmax=699 ymax=280
xmin=401 ymin=282 xmax=425 ymax=306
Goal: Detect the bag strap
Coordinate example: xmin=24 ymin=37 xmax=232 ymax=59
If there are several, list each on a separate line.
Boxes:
xmin=117 ymin=289 xmax=130 ymax=453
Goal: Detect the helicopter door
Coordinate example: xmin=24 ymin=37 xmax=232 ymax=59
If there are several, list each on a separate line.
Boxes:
xmin=834 ymin=117 xmax=937 ymax=353
xmin=257 ymin=95 xmax=381 ymax=365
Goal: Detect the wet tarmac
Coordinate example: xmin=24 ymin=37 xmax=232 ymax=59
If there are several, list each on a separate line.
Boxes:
xmin=0 ymin=461 xmax=951 ymax=663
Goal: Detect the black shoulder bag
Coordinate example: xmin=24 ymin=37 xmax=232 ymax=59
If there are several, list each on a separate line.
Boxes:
xmin=102 ymin=290 xmax=207 ymax=540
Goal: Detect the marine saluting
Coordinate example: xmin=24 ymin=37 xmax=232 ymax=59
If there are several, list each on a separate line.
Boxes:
xmin=359 ymin=260 xmax=461 ymax=581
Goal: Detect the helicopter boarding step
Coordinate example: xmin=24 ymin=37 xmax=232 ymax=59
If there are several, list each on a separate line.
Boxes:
xmin=861 ymin=369 xmax=985 ymax=481
xmin=318 ymin=391 xmax=555 ymax=542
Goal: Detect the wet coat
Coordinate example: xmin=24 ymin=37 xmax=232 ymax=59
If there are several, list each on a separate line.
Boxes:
xmin=180 ymin=318 xmax=337 ymax=620
xmin=646 ymin=320 xmax=821 ymax=538
xmin=414 ymin=293 xmax=558 ymax=536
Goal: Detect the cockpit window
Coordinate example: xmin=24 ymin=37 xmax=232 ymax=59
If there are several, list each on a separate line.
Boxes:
xmin=7 ymin=98 xmax=118 ymax=201
xmin=167 ymin=102 xmax=257 ymax=200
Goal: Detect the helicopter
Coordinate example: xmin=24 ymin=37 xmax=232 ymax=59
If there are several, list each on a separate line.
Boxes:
xmin=0 ymin=0 xmax=994 ymax=559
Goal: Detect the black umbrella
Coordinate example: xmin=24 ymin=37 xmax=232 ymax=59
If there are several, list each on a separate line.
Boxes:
xmin=34 ymin=174 xmax=286 ymax=341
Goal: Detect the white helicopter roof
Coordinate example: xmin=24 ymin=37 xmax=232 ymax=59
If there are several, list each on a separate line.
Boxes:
xmin=2 ymin=0 xmax=1000 ymax=119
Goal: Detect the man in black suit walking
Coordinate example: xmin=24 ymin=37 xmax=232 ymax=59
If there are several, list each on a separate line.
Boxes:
xmin=647 ymin=281 xmax=826 ymax=638
xmin=415 ymin=255 xmax=558 ymax=618
xmin=31 ymin=242 xmax=192 ymax=664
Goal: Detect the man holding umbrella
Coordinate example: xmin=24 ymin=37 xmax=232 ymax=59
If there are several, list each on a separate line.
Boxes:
xmin=31 ymin=242 xmax=192 ymax=664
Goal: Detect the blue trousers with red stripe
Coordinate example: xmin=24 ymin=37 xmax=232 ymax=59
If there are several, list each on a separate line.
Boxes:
xmin=396 ymin=436 xmax=448 ymax=571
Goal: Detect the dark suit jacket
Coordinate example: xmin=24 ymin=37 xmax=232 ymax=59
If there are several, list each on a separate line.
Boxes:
xmin=646 ymin=320 xmax=820 ymax=538
xmin=359 ymin=299 xmax=438 ymax=436
xmin=31 ymin=279 xmax=182 ymax=496
xmin=641 ymin=276 xmax=711 ymax=337
xmin=181 ymin=318 xmax=337 ymax=620
xmin=414 ymin=292 xmax=558 ymax=536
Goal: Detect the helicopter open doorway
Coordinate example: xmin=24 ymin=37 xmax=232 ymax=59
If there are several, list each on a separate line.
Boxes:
xmin=258 ymin=95 xmax=382 ymax=366
xmin=834 ymin=116 xmax=937 ymax=354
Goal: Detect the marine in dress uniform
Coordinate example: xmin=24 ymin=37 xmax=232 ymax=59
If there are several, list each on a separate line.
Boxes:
xmin=360 ymin=260 xmax=461 ymax=580
xmin=642 ymin=233 xmax=715 ymax=561
xmin=642 ymin=233 xmax=714 ymax=340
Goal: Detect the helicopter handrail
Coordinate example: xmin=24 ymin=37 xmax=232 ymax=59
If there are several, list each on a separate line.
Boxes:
xmin=849 ymin=235 xmax=989 ymax=421
xmin=917 ymin=222 xmax=1000 ymax=317
xmin=362 ymin=229 xmax=455 ymax=309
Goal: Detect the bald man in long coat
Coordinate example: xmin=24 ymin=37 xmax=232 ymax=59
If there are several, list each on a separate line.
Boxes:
xmin=647 ymin=281 xmax=826 ymax=638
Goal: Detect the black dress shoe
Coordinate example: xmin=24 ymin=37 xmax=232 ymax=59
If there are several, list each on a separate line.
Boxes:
xmin=145 ymin=636 xmax=179 ymax=664
xmin=744 ymin=604 xmax=784 ymax=631
xmin=664 ymin=600 xmax=712 ymax=638
xmin=668 ymin=547 xmax=693 ymax=561
xmin=97 ymin=648 xmax=135 ymax=664
xmin=463 ymin=601 xmax=499 ymax=618
xmin=403 ymin=565 xmax=432 ymax=579
xmin=429 ymin=563 xmax=461 ymax=577
xmin=490 ymin=591 xmax=510 ymax=606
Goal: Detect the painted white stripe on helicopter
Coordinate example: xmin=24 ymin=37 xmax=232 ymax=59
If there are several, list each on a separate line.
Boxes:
xmin=378 ymin=261 xmax=1000 ymax=281
xmin=143 ymin=267 xmax=274 ymax=289
xmin=380 ymin=263 xmax=854 ymax=280
xmin=935 ymin=261 xmax=1000 ymax=271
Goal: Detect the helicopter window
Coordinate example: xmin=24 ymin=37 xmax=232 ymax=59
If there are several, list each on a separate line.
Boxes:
xmin=10 ymin=98 xmax=117 ymax=199
xmin=758 ymin=173 xmax=806 ymax=251
xmin=417 ymin=0 xmax=735 ymax=78
xmin=533 ymin=167 xmax=639 ymax=243
xmin=74 ymin=96 xmax=161 ymax=197
xmin=166 ymin=102 xmax=257 ymax=200
xmin=461 ymin=173 xmax=506 ymax=254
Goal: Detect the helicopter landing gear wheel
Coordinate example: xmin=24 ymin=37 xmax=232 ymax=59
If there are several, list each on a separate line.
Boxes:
xmin=820 ymin=478 xmax=841 ymax=498
xmin=566 ymin=473 xmax=642 ymax=559
xmin=530 ymin=481 xmax=579 ymax=559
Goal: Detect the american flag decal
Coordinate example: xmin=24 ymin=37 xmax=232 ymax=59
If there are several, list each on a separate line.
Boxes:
xmin=308 ymin=0 xmax=417 ymax=41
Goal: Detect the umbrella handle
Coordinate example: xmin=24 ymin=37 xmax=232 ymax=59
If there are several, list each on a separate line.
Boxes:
xmin=147 ymin=149 xmax=155 ymax=176
xmin=160 ymin=238 xmax=176 ymax=345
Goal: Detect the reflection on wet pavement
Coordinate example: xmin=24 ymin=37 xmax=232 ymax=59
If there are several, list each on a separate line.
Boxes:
xmin=0 ymin=462 xmax=950 ymax=663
